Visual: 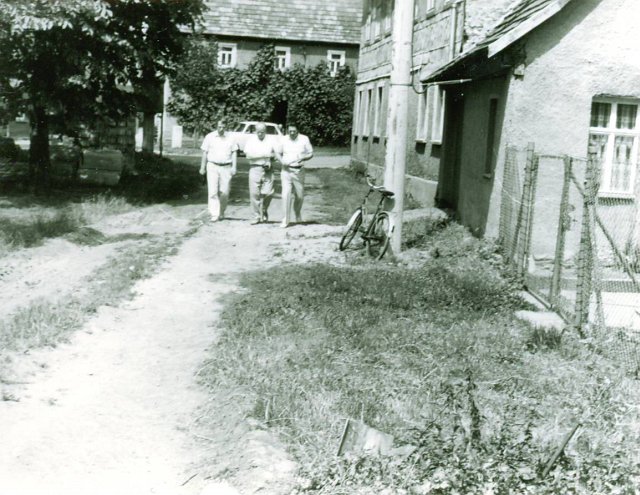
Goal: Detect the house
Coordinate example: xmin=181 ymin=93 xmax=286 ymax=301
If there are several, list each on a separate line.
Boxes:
xmin=421 ymin=0 xmax=640 ymax=239
xmin=161 ymin=0 xmax=363 ymax=149
xmin=421 ymin=0 xmax=640 ymax=328
xmin=351 ymin=0 xmax=514 ymax=204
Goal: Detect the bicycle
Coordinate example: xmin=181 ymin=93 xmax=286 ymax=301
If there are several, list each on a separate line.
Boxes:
xmin=338 ymin=174 xmax=395 ymax=260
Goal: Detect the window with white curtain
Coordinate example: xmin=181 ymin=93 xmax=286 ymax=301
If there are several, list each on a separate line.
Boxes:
xmin=327 ymin=50 xmax=346 ymax=76
xmin=589 ymin=99 xmax=639 ymax=196
xmin=274 ymin=47 xmax=290 ymax=70
xmin=217 ymin=43 xmax=237 ymax=68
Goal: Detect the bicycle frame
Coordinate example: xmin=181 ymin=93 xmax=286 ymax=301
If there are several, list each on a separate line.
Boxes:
xmin=360 ymin=188 xmax=388 ymax=241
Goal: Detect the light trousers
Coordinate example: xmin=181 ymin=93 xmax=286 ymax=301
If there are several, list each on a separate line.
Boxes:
xmin=206 ymin=163 xmax=233 ymax=219
xmin=281 ymin=167 xmax=305 ymax=224
xmin=249 ymin=166 xmax=274 ymax=220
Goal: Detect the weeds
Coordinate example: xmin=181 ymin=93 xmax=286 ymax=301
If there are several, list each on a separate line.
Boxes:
xmin=0 ymin=236 xmax=178 ymax=355
xmin=201 ymin=223 xmax=639 ymax=494
xmin=0 ymin=194 xmax=134 ymax=253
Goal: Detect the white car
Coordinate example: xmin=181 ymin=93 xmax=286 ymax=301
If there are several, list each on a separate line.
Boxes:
xmin=227 ymin=121 xmax=283 ymax=152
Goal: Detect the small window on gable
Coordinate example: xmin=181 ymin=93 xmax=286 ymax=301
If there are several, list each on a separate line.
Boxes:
xmin=274 ymin=46 xmax=290 ymax=71
xmin=327 ymin=50 xmax=346 ymax=76
xmin=589 ymin=98 xmax=639 ymax=197
xmin=426 ymin=0 xmax=435 ymax=12
xmin=218 ymin=43 xmax=237 ymax=68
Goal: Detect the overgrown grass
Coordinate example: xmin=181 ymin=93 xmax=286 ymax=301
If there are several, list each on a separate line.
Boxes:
xmin=0 ymin=195 xmax=133 ymax=254
xmin=0 ymin=236 xmax=179 ymax=355
xmin=201 ymin=226 xmax=639 ymax=494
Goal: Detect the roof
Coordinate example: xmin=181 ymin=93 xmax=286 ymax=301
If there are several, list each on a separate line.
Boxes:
xmin=199 ymin=0 xmax=362 ymax=45
xmin=422 ymin=0 xmax=575 ymax=82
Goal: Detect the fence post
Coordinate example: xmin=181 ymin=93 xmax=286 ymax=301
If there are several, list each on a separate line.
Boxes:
xmin=550 ymin=156 xmax=572 ymax=307
xmin=513 ymin=143 xmax=536 ymax=278
xmin=521 ymin=153 xmax=539 ymax=279
xmin=574 ymin=146 xmax=598 ymax=331
xmin=499 ymin=147 xmax=516 ymax=259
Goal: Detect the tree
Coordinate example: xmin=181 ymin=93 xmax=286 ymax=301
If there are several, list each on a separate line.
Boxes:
xmin=0 ymin=0 xmax=203 ymax=187
xmin=168 ymin=41 xmax=355 ymax=146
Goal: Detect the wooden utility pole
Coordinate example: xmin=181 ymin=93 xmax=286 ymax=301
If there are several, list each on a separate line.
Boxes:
xmin=384 ymin=0 xmax=415 ymax=255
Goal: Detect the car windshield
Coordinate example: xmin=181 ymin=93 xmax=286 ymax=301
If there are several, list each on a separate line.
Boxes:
xmin=266 ymin=126 xmax=278 ymax=135
xmin=232 ymin=124 xmax=245 ymax=132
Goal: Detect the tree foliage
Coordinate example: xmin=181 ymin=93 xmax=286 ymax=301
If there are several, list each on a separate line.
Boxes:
xmin=0 ymin=0 xmax=203 ymax=184
xmin=168 ymin=41 xmax=356 ymax=146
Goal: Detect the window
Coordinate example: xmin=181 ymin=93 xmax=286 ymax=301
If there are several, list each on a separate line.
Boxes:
xmin=274 ymin=46 xmax=291 ymax=71
xmin=363 ymin=1 xmax=372 ymax=42
xmin=416 ymin=85 xmax=445 ymax=143
xmin=372 ymin=0 xmax=382 ymax=39
xmin=416 ymin=87 xmax=428 ymax=142
xmin=426 ymin=0 xmax=435 ymax=12
xmin=484 ymin=98 xmax=499 ymax=176
xmin=430 ymin=85 xmax=445 ymax=144
xmin=362 ymin=87 xmax=373 ymax=137
xmin=327 ymin=50 xmax=346 ymax=76
xmin=218 ymin=43 xmax=237 ymax=68
xmin=383 ymin=0 xmax=393 ymax=33
xmin=373 ymin=83 xmax=384 ymax=137
xmin=589 ymin=99 xmax=639 ymax=196
xmin=355 ymin=89 xmax=364 ymax=135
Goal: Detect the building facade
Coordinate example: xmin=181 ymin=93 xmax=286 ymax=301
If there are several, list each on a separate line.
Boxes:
xmin=162 ymin=0 xmax=362 ymax=149
xmin=351 ymin=0 xmax=513 ymax=204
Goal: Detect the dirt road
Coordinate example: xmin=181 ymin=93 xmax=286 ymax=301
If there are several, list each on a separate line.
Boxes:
xmin=0 ymin=168 xmax=343 ymax=495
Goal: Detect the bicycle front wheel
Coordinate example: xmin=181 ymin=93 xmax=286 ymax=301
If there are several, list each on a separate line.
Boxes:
xmin=367 ymin=211 xmax=392 ymax=260
xmin=339 ymin=208 xmax=363 ymax=251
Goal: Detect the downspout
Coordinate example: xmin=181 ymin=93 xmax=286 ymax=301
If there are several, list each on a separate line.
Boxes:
xmin=449 ymin=1 xmax=461 ymax=60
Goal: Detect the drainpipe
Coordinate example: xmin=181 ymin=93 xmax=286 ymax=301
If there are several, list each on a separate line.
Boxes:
xmin=449 ymin=1 xmax=463 ymax=60
xmin=383 ymin=0 xmax=415 ymax=256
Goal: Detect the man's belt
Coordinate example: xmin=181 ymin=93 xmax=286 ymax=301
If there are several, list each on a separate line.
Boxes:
xmin=286 ymin=164 xmax=303 ymax=169
xmin=208 ymin=161 xmax=231 ymax=166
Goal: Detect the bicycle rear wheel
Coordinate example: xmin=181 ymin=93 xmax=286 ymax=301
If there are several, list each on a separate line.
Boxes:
xmin=339 ymin=208 xmax=363 ymax=251
xmin=367 ymin=211 xmax=392 ymax=260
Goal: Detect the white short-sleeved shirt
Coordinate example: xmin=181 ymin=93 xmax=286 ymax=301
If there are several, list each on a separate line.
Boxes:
xmin=244 ymin=135 xmax=277 ymax=166
xmin=280 ymin=134 xmax=313 ymax=167
xmin=200 ymin=131 xmax=238 ymax=164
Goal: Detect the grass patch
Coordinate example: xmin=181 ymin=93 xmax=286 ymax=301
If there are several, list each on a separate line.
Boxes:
xmin=0 ymin=194 xmax=134 ymax=254
xmin=0 ymin=210 xmax=82 ymax=249
xmin=201 ymin=225 xmax=639 ymax=494
xmin=0 ymin=236 xmax=179 ymax=355
xmin=117 ymin=152 xmax=202 ymax=204
xmin=311 ymin=169 xmax=423 ymax=225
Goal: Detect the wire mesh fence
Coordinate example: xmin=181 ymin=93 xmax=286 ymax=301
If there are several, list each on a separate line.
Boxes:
xmin=499 ymin=143 xmax=640 ymax=377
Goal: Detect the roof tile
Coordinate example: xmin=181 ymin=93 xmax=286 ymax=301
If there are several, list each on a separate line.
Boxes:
xmin=200 ymin=0 xmax=362 ymax=45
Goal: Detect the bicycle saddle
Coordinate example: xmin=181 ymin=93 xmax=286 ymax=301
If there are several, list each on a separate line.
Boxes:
xmin=378 ymin=188 xmax=394 ymax=197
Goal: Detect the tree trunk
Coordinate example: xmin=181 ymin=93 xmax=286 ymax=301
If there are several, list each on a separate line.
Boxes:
xmin=29 ymin=105 xmax=51 ymax=192
xmin=141 ymin=112 xmax=156 ymax=153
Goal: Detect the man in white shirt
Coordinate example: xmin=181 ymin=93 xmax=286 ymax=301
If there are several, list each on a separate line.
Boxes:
xmin=279 ymin=123 xmax=313 ymax=228
xmin=244 ymin=123 xmax=279 ymax=224
xmin=200 ymin=120 xmax=238 ymax=222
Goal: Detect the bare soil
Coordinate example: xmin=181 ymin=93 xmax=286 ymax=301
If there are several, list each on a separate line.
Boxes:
xmin=0 ymin=171 xmax=345 ymax=495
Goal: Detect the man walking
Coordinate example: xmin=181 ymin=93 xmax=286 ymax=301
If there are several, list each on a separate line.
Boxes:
xmin=279 ymin=123 xmax=313 ymax=228
xmin=199 ymin=119 xmax=238 ymax=222
xmin=244 ymin=123 xmax=278 ymax=224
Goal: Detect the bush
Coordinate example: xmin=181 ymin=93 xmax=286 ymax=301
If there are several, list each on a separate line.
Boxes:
xmin=168 ymin=40 xmax=355 ymax=146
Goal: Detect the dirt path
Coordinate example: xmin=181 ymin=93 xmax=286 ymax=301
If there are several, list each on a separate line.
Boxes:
xmin=0 ymin=173 xmax=344 ymax=495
